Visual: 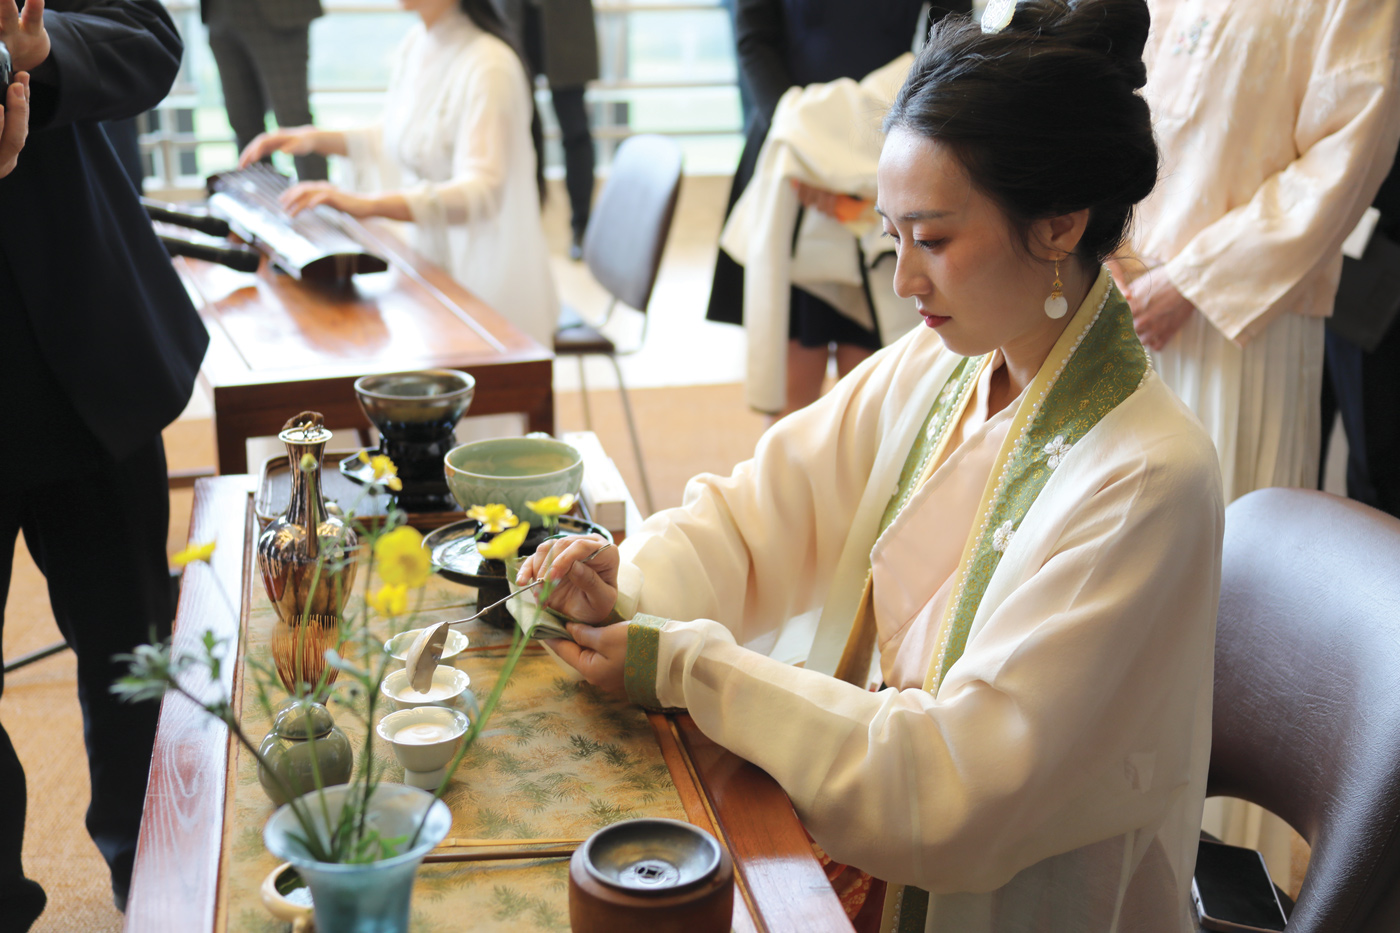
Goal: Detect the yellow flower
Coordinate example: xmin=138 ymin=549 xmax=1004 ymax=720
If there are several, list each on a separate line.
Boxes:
xmin=374 ymin=525 xmax=431 ymax=588
xmin=476 ymin=522 xmax=530 ymax=560
xmin=171 ymin=540 xmax=217 ymax=568
xmin=525 ymin=494 xmax=577 ymax=518
xmin=357 ymin=449 xmax=371 ymax=464
xmin=366 ymin=583 xmax=409 ymax=616
xmin=467 ymin=503 xmax=519 ymax=533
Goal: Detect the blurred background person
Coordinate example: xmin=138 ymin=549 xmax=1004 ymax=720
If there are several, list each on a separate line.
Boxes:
xmin=495 ymin=0 xmax=598 ymax=260
xmin=240 ymin=0 xmax=560 ymax=349
xmin=1321 ymin=140 xmax=1400 ymax=519
xmin=202 ymin=0 xmax=327 ymax=181
xmin=1111 ymin=0 xmax=1400 ymax=504
xmin=1110 ymin=0 xmax=1400 ymax=886
xmin=0 ymin=0 xmax=208 ymax=927
xmin=707 ymin=0 xmax=969 ymax=420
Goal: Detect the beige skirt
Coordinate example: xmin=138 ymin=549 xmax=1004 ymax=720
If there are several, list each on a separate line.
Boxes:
xmin=1154 ymin=310 xmax=1325 ymax=504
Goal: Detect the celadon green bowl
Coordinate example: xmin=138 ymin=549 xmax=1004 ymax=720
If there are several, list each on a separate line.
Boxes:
xmin=443 ymin=436 xmax=584 ymax=527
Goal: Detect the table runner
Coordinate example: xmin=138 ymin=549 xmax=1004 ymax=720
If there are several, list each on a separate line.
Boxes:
xmin=218 ymin=569 xmax=688 ymax=932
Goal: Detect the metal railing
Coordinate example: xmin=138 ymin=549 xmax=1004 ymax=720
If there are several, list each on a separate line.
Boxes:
xmin=143 ymin=0 xmax=741 ymax=191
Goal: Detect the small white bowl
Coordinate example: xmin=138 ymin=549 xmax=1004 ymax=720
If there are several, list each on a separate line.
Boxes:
xmin=380 ymin=665 xmax=472 ymax=711
xmin=377 ymin=706 xmax=471 ymax=788
xmin=384 ymin=627 xmax=469 ymax=663
xmin=260 ymin=862 xmax=313 ymax=926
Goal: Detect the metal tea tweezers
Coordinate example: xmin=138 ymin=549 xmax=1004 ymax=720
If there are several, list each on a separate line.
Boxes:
xmin=447 ymin=541 xmax=614 ymax=626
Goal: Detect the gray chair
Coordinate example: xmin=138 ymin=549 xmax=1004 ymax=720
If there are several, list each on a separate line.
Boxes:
xmin=553 ymin=134 xmax=683 ymax=515
xmin=1204 ymin=488 xmax=1400 ymax=931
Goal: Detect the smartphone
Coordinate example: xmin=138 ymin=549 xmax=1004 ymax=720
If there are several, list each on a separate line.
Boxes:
xmin=1191 ymin=839 xmax=1288 ymax=932
xmin=0 ymin=40 xmax=11 ymax=88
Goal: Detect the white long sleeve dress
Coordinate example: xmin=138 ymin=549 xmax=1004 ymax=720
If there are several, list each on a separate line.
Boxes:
xmin=609 ymin=271 xmax=1225 ymax=932
xmin=342 ymin=9 xmax=559 ymax=347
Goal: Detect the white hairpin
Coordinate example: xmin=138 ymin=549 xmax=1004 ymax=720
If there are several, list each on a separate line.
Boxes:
xmin=981 ymin=0 xmax=1017 ymax=34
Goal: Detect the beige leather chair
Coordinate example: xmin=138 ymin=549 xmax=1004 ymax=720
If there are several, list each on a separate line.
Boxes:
xmin=1205 ymin=488 xmax=1400 ymax=931
xmin=553 ymin=134 xmax=684 ymax=515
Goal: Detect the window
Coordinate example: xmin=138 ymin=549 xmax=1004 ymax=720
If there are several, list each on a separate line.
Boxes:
xmin=143 ymin=1 xmax=741 ymax=193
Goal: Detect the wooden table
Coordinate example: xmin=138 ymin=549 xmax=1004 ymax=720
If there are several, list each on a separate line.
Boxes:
xmin=175 ymin=220 xmax=554 ymax=475
xmin=126 ymin=474 xmax=852 ymax=933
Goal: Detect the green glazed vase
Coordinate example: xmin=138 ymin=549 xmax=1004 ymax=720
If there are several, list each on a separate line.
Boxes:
xmin=258 ymin=699 xmax=354 ymax=806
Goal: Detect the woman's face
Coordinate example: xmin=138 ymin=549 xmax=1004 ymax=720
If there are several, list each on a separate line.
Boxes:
xmin=876 ymin=128 xmax=1062 ymax=360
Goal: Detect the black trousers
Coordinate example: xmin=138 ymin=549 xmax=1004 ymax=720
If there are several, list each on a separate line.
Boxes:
xmin=552 ymin=84 xmax=594 ymax=240
xmin=1321 ymin=321 xmax=1400 ymax=518
xmin=0 ymin=436 xmax=173 ymax=926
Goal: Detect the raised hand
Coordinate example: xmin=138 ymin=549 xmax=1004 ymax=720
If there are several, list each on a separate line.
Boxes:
xmin=0 ymin=0 xmax=47 ymax=73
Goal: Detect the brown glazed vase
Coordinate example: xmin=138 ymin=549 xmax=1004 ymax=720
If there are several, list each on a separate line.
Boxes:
xmin=257 ymin=412 xmax=359 ymax=694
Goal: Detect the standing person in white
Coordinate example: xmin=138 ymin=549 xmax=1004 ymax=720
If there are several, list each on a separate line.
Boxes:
xmin=239 ymin=0 xmax=560 ymax=349
xmin=1113 ymin=0 xmax=1400 ymax=504
xmin=1110 ymin=0 xmax=1400 ymax=888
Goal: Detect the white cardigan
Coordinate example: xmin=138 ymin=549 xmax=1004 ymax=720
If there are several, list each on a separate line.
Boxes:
xmin=343 ymin=10 xmax=559 ymax=348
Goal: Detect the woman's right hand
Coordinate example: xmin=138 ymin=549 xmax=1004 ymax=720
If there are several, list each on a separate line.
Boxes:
xmin=238 ymin=126 xmax=319 ymax=168
xmin=515 ymin=534 xmax=619 ymax=624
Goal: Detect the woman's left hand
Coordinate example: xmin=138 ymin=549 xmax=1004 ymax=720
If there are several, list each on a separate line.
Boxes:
xmin=280 ymin=182 xmax=378 ymax=218
xmin=546 ymin=621 xmax=629 ymax=695
xmin=1123 ymin=273 xmax=1197 ymax=351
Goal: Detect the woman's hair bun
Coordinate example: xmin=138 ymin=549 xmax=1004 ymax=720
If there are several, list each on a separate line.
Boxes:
xmin=1009 ymin=0 xmax=1150 ymax=89
xmin=884 ymin=0 xmax=1158 ymax=263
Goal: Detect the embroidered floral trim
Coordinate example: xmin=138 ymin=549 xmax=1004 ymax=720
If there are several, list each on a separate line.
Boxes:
xmin=991 ymin=520 xmax=1016 ymax=553
xmin=623 ymin=614 xmax=670 ymax=710
xmin=928 ymin=279 xmax=1150 ymax=691
xmin=1043 ymin=435 xmax=1072 ymax=469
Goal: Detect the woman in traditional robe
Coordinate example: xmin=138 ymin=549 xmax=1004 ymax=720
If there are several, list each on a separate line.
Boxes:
xmin=520 ymin=2 xmax=1223 ymax=930
xmin=237 ymin=0 xmax=560 ymax=348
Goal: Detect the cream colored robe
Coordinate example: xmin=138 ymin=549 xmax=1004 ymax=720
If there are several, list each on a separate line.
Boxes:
xmin=616 ymin=274 xmax=1224 ymax=932
xmin=341 ymin=9 xmax=560 ymax=348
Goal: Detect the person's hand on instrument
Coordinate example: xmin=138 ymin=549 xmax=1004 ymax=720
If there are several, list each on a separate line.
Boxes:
xmin=0 ymin=71 xmax=29 ymax=178
xmin=547 ymin=621 xmax=629 ymax=695
xmin=279 ymin=181 xmax=375 ymax=218
xmin=0 ymin=0 xmax=48 ymax=73
xmin=239 ymin=126 xmax=320 ymax=168
xmin=1123 ymin=270 xmax=1197 ymax=351
xmin=514 ymin=533 xmax=619 ymax=624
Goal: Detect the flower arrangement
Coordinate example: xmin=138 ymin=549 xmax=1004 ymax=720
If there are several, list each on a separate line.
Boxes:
xmin=112 ymin=452 xmax=540 ymax=866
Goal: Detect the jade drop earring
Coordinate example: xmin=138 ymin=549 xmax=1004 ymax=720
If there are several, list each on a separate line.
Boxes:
xmin=1044 ymin=257 xmax=1069 ymax=319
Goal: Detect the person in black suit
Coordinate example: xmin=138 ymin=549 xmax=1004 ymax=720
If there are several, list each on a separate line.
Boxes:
xmin=707 ymin=0 xmax=970 ymax=417
xmin=0 ymin=1 xmax=208 ymax=927
xmin=1321 ymin=144 xmax=1400 ymax=518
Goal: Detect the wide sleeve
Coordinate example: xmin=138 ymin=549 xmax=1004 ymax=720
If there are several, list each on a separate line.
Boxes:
xmin=31 ymin=0 xmax=183 ymax=129
xmin=619 ymin=336 xmax=916 ymax=654
xmin=1164 ymin=9 xmax=1400 ymax=344
xmin=735 ymin=0 xmax=794 ymax=125
xmin=629 ymin=436 xmax=1223 ymax=893
xmin=400 ymin=56 xmax=521 ymax=227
